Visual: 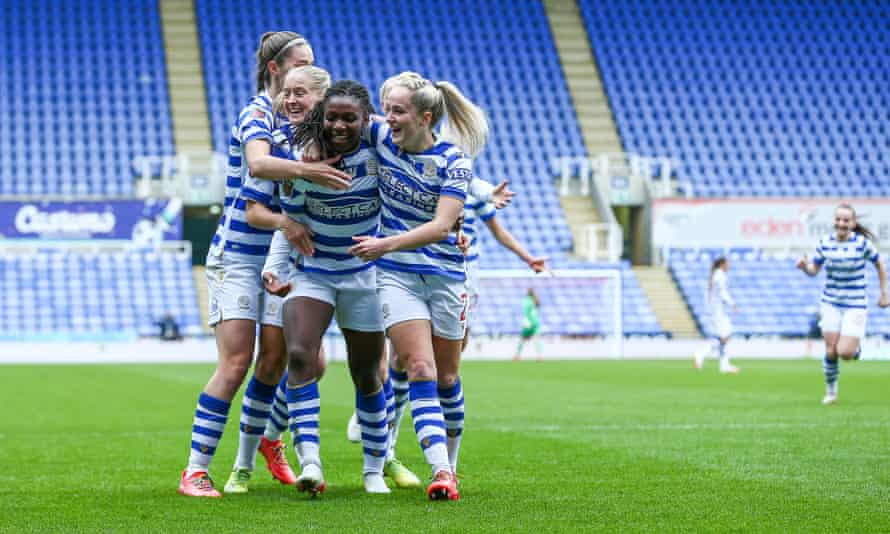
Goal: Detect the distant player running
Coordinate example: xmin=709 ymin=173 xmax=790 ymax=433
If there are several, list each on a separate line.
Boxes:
xmin=693 ymin=256 xmax=739 ymax=374
xmin=513 ymin=288 xmax=541 ymax=361
xmin=797 ymin=203 xmax=888 ymax=405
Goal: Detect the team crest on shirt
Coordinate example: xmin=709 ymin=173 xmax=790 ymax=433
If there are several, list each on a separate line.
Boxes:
xmin=282 ymin=180 xmax=294 ymax=197
xmin=366 ymin=158 xmax=378 ymax=176
xmin=423 ymin=161 xmax=437 ymax=177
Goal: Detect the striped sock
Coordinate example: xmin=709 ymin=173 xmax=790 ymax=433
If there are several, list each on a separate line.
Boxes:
xmin=389 ymin=367 xmax=409 ymax=458
xmin=438 ymin=380 xmax=465 ymax=472
xmin=383 ymin=376 xmax=395 ymax=461
xmin=357 ymin=388 xmax=387 ymax=475
xmin=187 ymin=392 xmax=231 ymax=474
xmin=288 ymin=380 xmax=321 ymax=467
xmin=823 ymin=356 xmax=839 ymax=395
xmin=264 ymin=372 xmax=289 ymax=441
xmin=409 ymin=380 xmax=450 ymax=476
xmin=234 ymin=376 xmax=276 ymax=470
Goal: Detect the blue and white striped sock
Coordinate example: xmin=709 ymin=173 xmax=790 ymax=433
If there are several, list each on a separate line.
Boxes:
xmin=383 ymin=376 xmax=395 ymax=461
xmin=438 ymin=380 xmax=465 ymax=473
xmin=187 ymin=392 xmax=231 ymax=474
xmin=288 ymin=380 xmax=321 ymax=467
xmin=235 ymin=375 xmax=276 ymax=470
xmin=357 ymin=388 xmax=387 ymax=475
xmin=264 ymin=372 xmax=289 ymax=441
xmin=409 ymin=380 xmax=450 ymax=476
xmin=389 ymin=367 xmax=409 ymax=457
xmin=823 ymin=356 xmax=839 ymax=395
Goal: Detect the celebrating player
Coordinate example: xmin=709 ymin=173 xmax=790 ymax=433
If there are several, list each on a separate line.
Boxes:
xmin=222 ymin=64 xmax=334 ymax=494
xmin=797 ymin=203 xmax=888 ymax=405
xmin=693 ymin=256 xmax=739 ymax=373
xmin=177 ymin=32 xmax=349 ymax=498
xmin=348 ymin=71 xmax=488 ymax=501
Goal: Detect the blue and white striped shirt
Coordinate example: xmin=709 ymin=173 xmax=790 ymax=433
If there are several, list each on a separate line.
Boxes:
xmin=368 ymin=122 xmax=471 ymax=280
xmin=814 ymin=232 xmax=880 ymax=309
xmin=463 ymin=193 xmax=496 ymax=265
xmin=209 ymin=92 xmax=283 ymax=264
xmin=280 ymin=140 xmax=380 ymax=287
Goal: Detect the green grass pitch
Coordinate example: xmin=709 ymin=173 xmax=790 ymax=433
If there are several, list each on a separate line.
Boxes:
xmin=1 ymin=359 xmax=888 ymax=532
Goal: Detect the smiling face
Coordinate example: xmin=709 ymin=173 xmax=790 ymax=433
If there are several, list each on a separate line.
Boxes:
xmin=834 ymin=206 xmax=855 ymax=240
xmin=384 ymin=85 xmax=432 ymax=152
xmin=280 ymin=70 xmax=324 ymax=126
xmin=323 ymin=95 xmax=366 ymax=154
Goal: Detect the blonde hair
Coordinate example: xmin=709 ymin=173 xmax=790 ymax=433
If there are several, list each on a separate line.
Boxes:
xmin=273 ymin=66 xmax=331 ymax=116
xmin=380 ymin=71 xmax=489 ymax=157
xmin=255 ymin=31 xmax=313 ymax=92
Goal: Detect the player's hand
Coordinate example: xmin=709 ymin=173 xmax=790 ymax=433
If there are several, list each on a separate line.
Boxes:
xmin=300 ymin=156 xmax=350 ymax=190
xmin=492 ymin=180 xmax=515 ymax=209
xmin=879 ymin=293 xmax=889 ymax=308
xmin=527 ymin=256 xmax=549 ymax=273
xmin=795 ymin=255 xmax=809 ymax=271
xmin=349 ymin=235 xmax=393 ymax=261
xmin=456 ymin=230 xmax=470 ymax=255
xmin=280 ymin=219 xmax=314 ymax=256
xmin=301 ymin=141 xmax=321 ymax=163
xmin=262 ymin=272 xmax=292 ymax=297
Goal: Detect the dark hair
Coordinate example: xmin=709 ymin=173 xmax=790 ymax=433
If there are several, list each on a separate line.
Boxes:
xmin=291 ymin=80 xmax=374 ymax=158
xmin=527 ymin=288 xmax=540 ymax=307
xmin=255 ymin=31 xmax=310 ymax=92
xmin=708 ymin=256 xmax=727 ymax=293
xmin=837 ymin=203 xmax=876 ymax=241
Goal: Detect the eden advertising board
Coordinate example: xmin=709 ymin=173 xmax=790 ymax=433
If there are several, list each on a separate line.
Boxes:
xmin=653 ymin=199 xmax=890 ymax=249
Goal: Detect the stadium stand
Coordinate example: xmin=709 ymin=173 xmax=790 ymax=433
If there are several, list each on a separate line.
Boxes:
xmin=0 ymin=0 xmax=175 ymax=198
xmin=578 ymin=0 xmax=890 ymax=197
xmin=670 ymin=249 xmax=890 ymax=337
xmin=195 ymin=0 xmax=664 ymax=337
xmin=0 ymin=247 xmax=201 ymax=341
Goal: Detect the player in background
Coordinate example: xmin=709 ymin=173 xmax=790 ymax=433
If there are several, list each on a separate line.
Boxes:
xmin=797 ymin=203 xmax=888 ymax=404
xmin=693 ymin=257 xmax=740 ymax=374
xmin=513 ymin=288 xmax=542 ymax=360
xmin=178 ymin=32 xmax=350 ymax=498
xmin=223 ymin=65 xmax=333 ymax=494
xmin=348 ymin=71 xmax=488 ymax=501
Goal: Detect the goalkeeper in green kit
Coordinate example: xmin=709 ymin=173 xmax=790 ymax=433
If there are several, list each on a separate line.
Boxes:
xmin=513 ymin=289 xmax=541 ymax=361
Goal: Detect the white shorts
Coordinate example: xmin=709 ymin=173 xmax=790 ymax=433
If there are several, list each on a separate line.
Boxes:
xmin=820 ymin=302 xmax=867 ymax=338
xmin=377 ymin=269 xmax=468 ymax=341
xmin=465 ymin=262 xmax=481 ymax=329
xmin=707 ymin=313 xmax=732 ymax=339
xmin=206 ymin=256 xmax=262 ymax=327
xmin=284 ymin=269 xmax=383 ymax=332
xmin=260 ymin=293 xmax=284 ymax=328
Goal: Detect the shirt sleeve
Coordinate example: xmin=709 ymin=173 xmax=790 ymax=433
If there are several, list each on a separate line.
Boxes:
xmin=238 ymin=105 xmax=275 ymax=145
xmin=241 ymin=176 xmax=278 ymax=208
xmin=718 ymin=274 xmax=735 ymax=307
xmin=813 ymin=240 xmax=826 ymax=266
xmin=441 ymin=156 xmax=472 ymax=201
xmin=863 ymin=237 xmax=880 ymax=263
xmin=468 ymin=177 xmax=495 ymax=203
xmin=262 ymin=230 xmax=293 ymax=278
xmin=475 ymin=200 xmax=497 ymax=222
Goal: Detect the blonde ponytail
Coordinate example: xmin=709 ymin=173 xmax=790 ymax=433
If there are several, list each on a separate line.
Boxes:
xmin=433 ymin=81 xmax=489 ymax=158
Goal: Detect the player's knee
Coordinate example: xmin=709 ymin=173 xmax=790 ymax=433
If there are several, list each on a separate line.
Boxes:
xmin=405 ymin=357 xmax=436 ymax=382
xmin=287 ymin=343 xmax=319 ymax=379
xmin=217 ymin=360 xmax=251 ymax=394
xmin=437 ymin=372 xmax=459 ymax=389
xmin=254 ymin=349 xmax=286 ymax=384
